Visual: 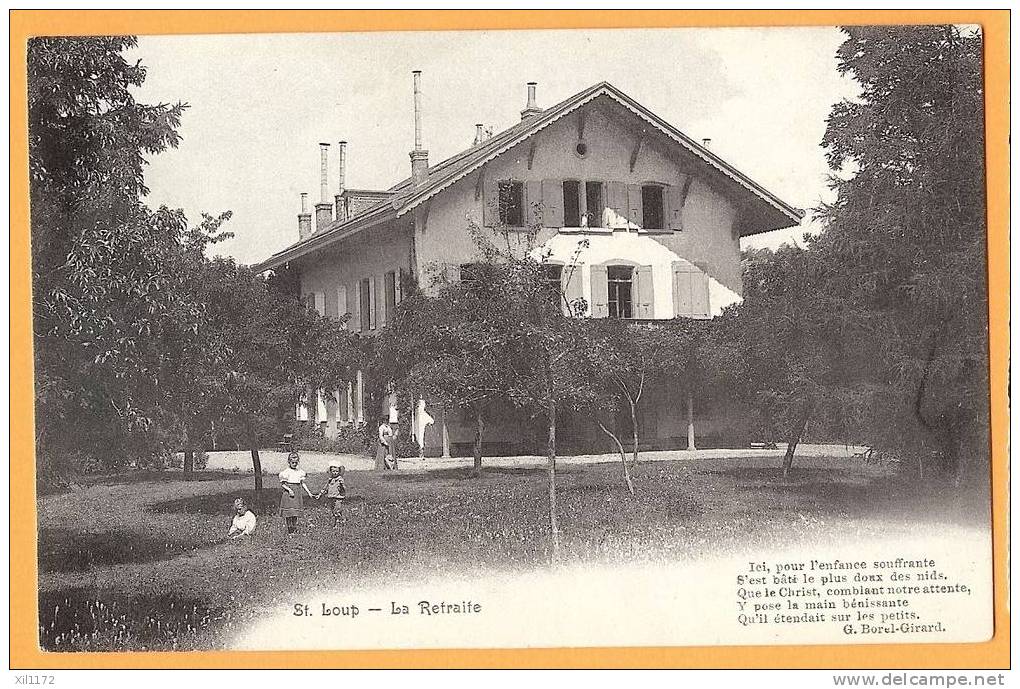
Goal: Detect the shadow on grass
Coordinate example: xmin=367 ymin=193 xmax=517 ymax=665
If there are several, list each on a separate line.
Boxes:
xmin=711 ymin=466 xmax=987 ymax=528
xmin=148 ymin=489 xmax=367 ymax=516
xmin=84 ymin=470 xmax=249 ymax=486
xmin=39 ymin=471 xmax=251 ymax=496
xmin=38 ymin=528 xmax=217 ymax=573
xmin=384 ymin=465 xmax=575 ymax=482
xmin=39 ymin=586 xmax=229 ymax=651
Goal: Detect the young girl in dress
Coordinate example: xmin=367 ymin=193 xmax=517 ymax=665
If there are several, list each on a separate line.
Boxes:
xmin=279 ymin=451 xmax=314 ymax=534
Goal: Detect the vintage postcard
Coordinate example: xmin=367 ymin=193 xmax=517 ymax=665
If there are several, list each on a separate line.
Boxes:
xmin=10 ymin=10 xmax=1009 ymax=669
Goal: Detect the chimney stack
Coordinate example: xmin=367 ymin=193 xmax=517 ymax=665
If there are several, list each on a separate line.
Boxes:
xmin=298 ymin=192 xmax=312 ymax=240
xmin=409 ymin=70 xmax=429 ymax=186
xmin=701 ymin=138 xmax=712 ymax=148
xmin=315 ymin=143 xmax=333 ymax=232
xmin=335 ymin=140 xmax=347 ymax=222
xmin=520 ymin=81 xmax=542 ymax=121
xmin=473 ymin=124 xmax=485 ymax=146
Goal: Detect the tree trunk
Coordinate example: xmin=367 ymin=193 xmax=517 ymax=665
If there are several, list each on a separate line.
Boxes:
xmin=546 ymin=397 xmax=560 ymax=562
xmin=472 ymin=410 xmax=484 ymax=476
xmin=594 ymin=417 xmax=634 ymax=495
xmin=183 ymin=448 xmax=195 ymax=475
xmin=782 ymin=401 xmax=814 ymax=480
xmin=441 ymin=407 xmax=451 ymax=458
xmin=245 ymin=416 xmax=263 ymax=492
xmin=939 ymin=427 xmax=961 ymax=485
xmin=686 ymin=389 xmax=696 ymax=451
xmin=628 ymin=398 xmax=640 ymax=465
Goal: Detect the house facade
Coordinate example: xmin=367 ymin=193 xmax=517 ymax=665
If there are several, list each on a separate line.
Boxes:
xmin=254 ymin=77 xmax=802 ymax=455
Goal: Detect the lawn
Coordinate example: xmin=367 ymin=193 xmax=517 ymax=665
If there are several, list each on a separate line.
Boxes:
xmin=35 ymin=455 xmax=987 ymax=651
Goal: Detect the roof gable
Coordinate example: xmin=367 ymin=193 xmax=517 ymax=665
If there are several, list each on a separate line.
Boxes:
xmin=254 ymin=81 xmax=802 ymax=272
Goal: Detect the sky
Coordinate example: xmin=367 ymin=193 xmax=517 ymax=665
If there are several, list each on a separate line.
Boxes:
xmin=131 ymin=27 xmax=860 ymax=265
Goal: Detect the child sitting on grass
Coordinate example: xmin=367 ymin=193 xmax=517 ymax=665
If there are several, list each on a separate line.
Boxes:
xmin=316 ymin=464 xmax=346 ymax=531
xmin=227 ymin=497 xmax=257 ymax=541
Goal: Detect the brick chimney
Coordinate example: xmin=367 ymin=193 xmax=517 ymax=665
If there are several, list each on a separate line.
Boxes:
xmin=409 ymin=70 xmax=429 ymax=186
xmin=473 ymin=123 xmax=484 ymax=146
xmin=298 ymin=192 xmax=312 ymax=240
xmin=315 ymin=142 xmax=333 ymax=233
xmin=520 ymin=82 xmax=542 ymax=121
xmin=334 ymin=140 xmax=347 ymax=222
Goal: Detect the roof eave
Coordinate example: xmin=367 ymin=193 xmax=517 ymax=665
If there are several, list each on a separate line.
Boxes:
xmin=252 ymin=206 xmax=395 ymax=272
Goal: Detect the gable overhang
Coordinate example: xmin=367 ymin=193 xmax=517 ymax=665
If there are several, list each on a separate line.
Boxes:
xmin=391 ymin=83 xmax=805 ymax=235
xmin=252 ymin=82 xmax=804 ymax=273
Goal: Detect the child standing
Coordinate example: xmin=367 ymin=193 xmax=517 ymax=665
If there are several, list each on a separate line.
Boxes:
xmin=316 ymin=463 xmax=347 ymax=531
xmin=279 ymin=451 xmax=314 ymax=535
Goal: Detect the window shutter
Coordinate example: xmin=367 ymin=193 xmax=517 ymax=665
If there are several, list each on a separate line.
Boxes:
xmin=397 ymin=268 xmax=407 ymax=304
xmin=314 ymin=292 xmax=326 ymax=316
xmin=665 ymin=182 xmax=685 ymax=231
xmin=376 ymin=273 xmax=387 ymax=327
xmin=369 ymin=275 xmax=379 ymax=329
xmin=627 ymin=184 xmax=643 ymax=229
xmin=634 ymin=265 xmax=655 ymax=319
xmin=691 ymin=263 xmax=711 ymax=317
xmin=337 ymin=286 xmax=348 ymax=329
xmin=482 ymin=172 xmax=498 ymax=227
xmin=541 ymin=179 xmax=563 ymax=227
xmin=562 ymin=264 xmax=586 ymax=316
xmin=590 ymin=264 xmax=609 ymax=318
xmin=325 ymin=287 xmax=338 ymax=319
xmin=354 ymin=281 xmax=363 ymax=332
xmin=607 ymin=182 xmax=627 ymax=228
xmin=526 ymin=180 xmax=543 ymax=227
xmin=673 ymin=261 xmax=693 ymax=317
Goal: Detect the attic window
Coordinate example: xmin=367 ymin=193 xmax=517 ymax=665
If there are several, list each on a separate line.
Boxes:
xmin=575 ymin=141 xmax=588 ymax=158
xmin=498 ymin=180 xmax=524 ymax=226
xmin=641 ymin=185 xmax=664 ymax=230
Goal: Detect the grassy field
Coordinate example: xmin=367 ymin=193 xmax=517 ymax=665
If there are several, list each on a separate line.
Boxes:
xmin=36 ymin=455 xmax=987 ymax=651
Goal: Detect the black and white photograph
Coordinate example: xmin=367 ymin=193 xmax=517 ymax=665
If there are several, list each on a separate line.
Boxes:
xmin=28 ymin=22 xmax=994 ymax=654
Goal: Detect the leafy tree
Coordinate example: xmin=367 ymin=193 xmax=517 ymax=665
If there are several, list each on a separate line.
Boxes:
xmin=719 ymin=246 xmax=866 ymax=479
xmin=375 ymin=269 xmax=512 ymax=475
xmin=29 ymin=36 xmax=198 ymax=473
xmin=203 ymin=264 xmax=360 ymax=490
xmin=563 ymin=318 xmax=691 ymax=493
xmin=816 ymin=25 xmax=988 ymax=482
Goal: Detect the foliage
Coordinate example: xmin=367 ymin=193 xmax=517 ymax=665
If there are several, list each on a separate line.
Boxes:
xmin=29 ymin=36 xmax=203 ymax=473
xmin=813 ymin=25 xmax=988 ymax=481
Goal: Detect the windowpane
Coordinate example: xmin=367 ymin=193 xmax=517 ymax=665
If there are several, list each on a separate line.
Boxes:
xmin=562 ymin=180 xmax=581 ymax=227
xmin=499 ymin=181 xmax=524 ymax=226
xmin=642 ymin=185 xmax=664 ymax=229
xmin=607 ymin=265 xmax=634 ymax=319
xmin=585 ymin=181 xmax=604 ymax=227
xmin=542 ymin=264 xmax=563 ymax=300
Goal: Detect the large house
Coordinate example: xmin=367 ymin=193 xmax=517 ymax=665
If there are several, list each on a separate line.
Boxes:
xmin=254 ymin=75 xmax=802 ymax=456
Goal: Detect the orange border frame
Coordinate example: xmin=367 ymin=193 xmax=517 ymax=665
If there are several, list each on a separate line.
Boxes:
xmin=9 ymin=9 xmax=1010 ymax=669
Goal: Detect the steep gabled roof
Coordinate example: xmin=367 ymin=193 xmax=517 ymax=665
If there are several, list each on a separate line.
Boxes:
xmin=254 ymin=81 xmax=802 ymax=272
